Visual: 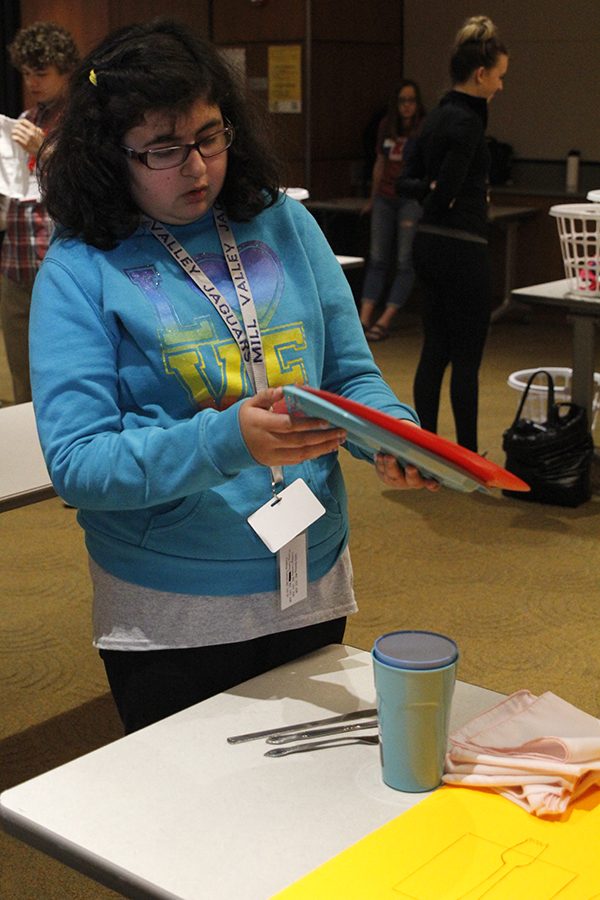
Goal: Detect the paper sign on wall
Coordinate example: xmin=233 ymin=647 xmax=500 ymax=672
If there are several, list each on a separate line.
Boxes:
xmin=268 ymin=45 xmax=302 ymax=113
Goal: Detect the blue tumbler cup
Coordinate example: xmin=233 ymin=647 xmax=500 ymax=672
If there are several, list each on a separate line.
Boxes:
xmin=372 ymin=630 xmax=458 ymax=792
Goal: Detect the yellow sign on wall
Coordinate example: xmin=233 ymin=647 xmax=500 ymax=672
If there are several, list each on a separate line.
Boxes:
xmin=268 ymin=45 xmax=302 ymax=113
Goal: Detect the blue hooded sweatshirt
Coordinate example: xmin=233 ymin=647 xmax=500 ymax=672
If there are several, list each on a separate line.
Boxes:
xmin=30 ymin=197 xmax=417 ymax=595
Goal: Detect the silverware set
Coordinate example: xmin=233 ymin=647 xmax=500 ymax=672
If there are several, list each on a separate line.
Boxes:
xmin=227 ymin=708 xmax=379 ymax=757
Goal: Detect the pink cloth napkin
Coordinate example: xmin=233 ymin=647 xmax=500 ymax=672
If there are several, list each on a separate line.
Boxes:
xmin=442 ymin=689 xmax=600 ymax=816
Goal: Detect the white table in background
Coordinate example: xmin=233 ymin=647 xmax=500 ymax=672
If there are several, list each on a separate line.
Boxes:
xmin=0 ymin=644 xmax=502 ymax=900
xmin=510 ymin=278 xmax=600 ymax=426
xmin=487 ymin=205 xmax=539 ymax=322
xmin=336 ymin=254 xmax=365 ymax=270
xmin=307 ymin=198 xmax=536 ymax=313
xmin=0 ymin=402 xmax=55 ymax=512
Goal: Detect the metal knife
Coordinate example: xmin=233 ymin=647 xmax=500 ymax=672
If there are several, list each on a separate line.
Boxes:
xmin=226 ymin=707 xmax=377 ymax=744
xmin=266 ymin=719 xmax=378 ymax=744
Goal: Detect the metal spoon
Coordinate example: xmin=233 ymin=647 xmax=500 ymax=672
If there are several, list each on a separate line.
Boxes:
xmin=265 ymin=735 xmax=379 ymax=757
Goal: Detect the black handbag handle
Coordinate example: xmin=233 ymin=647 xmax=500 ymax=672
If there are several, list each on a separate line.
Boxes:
xmin=513 ymin=369 xmax=557 ymax=424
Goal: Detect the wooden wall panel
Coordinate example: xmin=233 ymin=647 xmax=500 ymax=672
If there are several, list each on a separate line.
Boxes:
xmin=107 ymin=0 xmax=210 ymax=36
xmin=312 ymin=0 xmax=402 ymax=42
xmin=18 ymin=0 xmax=404 ymax=197
xmin=311 ymin=42 xmax=402 ymax=159
xmin=310 ymin=157 xmax=364 ymax=202
xmin=212 ymin=0 xmax=403 ymax=44
xmin=215 ymin=5 xmax=403 ymax=197
xmin=18 ymin=0 xmax=210 ymax=108
xmin=19 ymin=1 xmax=210 ymax=58
xmin=18 ymin=0 xmax=110 ymax=57
xmin=213 ymin=0 xmax=305 ymax=44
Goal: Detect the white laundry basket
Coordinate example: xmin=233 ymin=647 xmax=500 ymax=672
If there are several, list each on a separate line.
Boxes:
xmin=549 ymin=203 xmax=600 ymax=297
xmin=507 ymin=367 xmax=600 ymax=430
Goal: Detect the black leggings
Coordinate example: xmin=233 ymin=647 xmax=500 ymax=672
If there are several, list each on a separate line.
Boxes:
xmin=412 ymin=231 xmax=491 ymax=452
xmin=100 ymin=617 xmax=347 ymax=734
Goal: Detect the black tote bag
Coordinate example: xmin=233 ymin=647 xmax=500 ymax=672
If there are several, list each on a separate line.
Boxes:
xmin=502 ymin=370 xmax=594 ymax=507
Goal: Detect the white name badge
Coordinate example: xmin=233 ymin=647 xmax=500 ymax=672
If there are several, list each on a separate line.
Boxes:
xmin=247 ymin=478 xmax=326 ymax=554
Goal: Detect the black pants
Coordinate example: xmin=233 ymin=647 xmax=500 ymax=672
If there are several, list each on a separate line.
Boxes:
xmin=412 ymin=231 xmax=491 ymax=452
xmin=100 ymin=617 xmax=347 ymax=734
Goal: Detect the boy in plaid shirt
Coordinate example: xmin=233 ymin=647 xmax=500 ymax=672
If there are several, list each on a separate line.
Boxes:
xmin=0 ymin=22 xmax=78 ymax=403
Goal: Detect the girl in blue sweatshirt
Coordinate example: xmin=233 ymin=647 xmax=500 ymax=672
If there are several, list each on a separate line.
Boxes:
xmin=30 ymin=19 xmax=437 ymax=733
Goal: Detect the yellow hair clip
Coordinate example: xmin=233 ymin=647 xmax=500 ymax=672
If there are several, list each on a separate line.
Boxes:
xmin=89 ymin=69 xmax=98 ymax=87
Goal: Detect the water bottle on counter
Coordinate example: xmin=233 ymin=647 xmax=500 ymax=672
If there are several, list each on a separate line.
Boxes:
xmin=565 ymin=149 xmax=581 ymax=194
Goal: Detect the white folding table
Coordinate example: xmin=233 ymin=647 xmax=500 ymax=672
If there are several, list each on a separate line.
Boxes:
xmin=0 ymin=402 xmax=55 ymax=512
xmin=1 ymin=644 xmax=502 ymax=900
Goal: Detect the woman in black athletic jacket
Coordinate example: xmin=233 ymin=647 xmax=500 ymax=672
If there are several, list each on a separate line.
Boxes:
xmin=398 ymin=16 xmax=508 ymax=452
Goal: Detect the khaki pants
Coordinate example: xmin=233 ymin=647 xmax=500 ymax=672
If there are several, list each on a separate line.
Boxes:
xmin=0 ymin=275 xmax=33 ymax=404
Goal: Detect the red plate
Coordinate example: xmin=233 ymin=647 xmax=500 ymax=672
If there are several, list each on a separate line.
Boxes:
xmin=282 ymin=385 xmax=529 ymax=493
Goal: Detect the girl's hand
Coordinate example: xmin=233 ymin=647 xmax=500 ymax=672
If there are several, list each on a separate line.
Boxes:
xmin=239 ymin=387 xmax=346 ymax=467
xmin=374 ymin=453 xmax=440 ymax=492
xmin=11 ymin=119 xmax=44 ymax=156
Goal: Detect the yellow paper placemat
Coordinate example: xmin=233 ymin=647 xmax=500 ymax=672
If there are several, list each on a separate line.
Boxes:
xmin=273 ymin=786 xmax=600 ymax=899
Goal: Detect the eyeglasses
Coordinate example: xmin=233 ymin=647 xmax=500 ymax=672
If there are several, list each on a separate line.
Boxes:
xmin=122 ymin=123 xmax=234 ymax=170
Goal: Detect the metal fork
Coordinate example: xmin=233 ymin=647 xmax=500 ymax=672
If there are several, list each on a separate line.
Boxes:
xmin=265 ymin=734 xmax=379 ymax=757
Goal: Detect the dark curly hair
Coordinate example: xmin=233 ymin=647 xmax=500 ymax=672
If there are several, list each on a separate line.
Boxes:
xmin=9 ymin=21 xmax=79 ymax=74
xmin=39 ymin=19 xmax=282 ymax=249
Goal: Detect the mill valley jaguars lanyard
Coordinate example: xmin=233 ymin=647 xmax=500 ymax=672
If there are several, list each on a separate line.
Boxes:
xmin=145 ymin=204 xmax=326 ymax=607
xmin=145 ymin=203 xmax=266 ymax=393
xmin=145 ymin=203 xmax=283 ymax=487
